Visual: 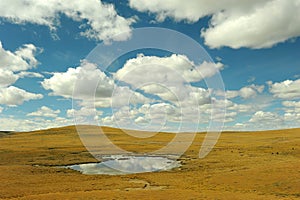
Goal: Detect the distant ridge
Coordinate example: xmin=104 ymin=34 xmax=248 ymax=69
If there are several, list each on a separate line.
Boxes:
xmin=0 ymin=131 xmax=14 ymax=137
xmin=2 ymin=125 xmax=300 ymax=134
xmin=0 ymin=131 xmax=13 ymax=133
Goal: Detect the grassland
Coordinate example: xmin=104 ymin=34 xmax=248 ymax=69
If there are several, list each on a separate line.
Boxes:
xmin=0 ymin=126 xmax=299 ymax=199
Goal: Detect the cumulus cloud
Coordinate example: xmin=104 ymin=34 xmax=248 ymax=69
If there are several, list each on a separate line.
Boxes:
xmin=115 ymin=54 xmax=223 ymax=85
xmin=239 ymin=109 xmax=300 ymax=130
xmin=100 ymin=98 xmax=247 ymax=131
xmin=42 ymin=60 xmax=151 ymax=108
xmin=0 ymin=42 xmax=43 ymax=106
xmin=282 ymin=101 xmax=300 ymax=109
xmin=134 ymin=116 xmax=149 ymax=124
xmin=0 ymin=86 xmax=43 ymax=106
xmin=0 ymin=42 xmax=41 ymax=87
xmin=142 ymin=103 xmax=182 ymax=122
xmin=130 ymin=0 xmax=300 ymax=49
xmin=268 ymin=79 xmax=300 ymax=99
xmin=0 ymin=0 xmax=134 ymax=43
xmin=0 ymin=69 xmax=19 ymax=87
xmin=42 ymin=61 xmax=115 ymax=99
xmin=249 ymin=111 xmax=281 ymax=123
xmin=114 ymin=54 xmax=221 ymax=106
xmin=67 ymin=107 xmax=102 ymax=118
xmin=202 ymin=0 xmax=300 ymax=49
xmin=284 ymin=112 xmax=300 ymax=122
xmin=27 ymin=106 xmax=60 ymax=118
xmin=239 ymin=85 xmax=265 ymax=99
xmin=129 ymin=0 xmax=258 ymax=22
xmin=0 ymin=116 xmax=73 ymax=132
xmin=0 ymin=42 xmax=40 ymax=72
xmin=110 ymin=86 xmax=152 ymax=108
xmin=218 ymin=84 xmax=264 ymax=99
xmin=100 ymin=115 xmax=115 ymax=126
xmin=66 ymin=107 xmax=104 ymax=124
xmin=248 ymin=111 xmax=284 ymax=130
xmin=99 ymin=103 xmax=183 ymax=132
xmin=43 ymin=54 xmax=223 ymax=131
xmin=42 ymin=54 xmax=220 ymax=110
xmin=208 ymin=99 xmax=256 ymax=123
xmin=225 ymin=100 xmax=253 ymax=113
xmin=239 ymin=87 xmax=257 ymax=99
xmin=282 ymin=101 xmax=300 ymax=119
xmin=18 ymin=71 xmax=44 ymax=78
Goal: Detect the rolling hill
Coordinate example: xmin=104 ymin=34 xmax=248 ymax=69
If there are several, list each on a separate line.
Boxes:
xmin=0 ymin=126 xmax=299 ymax=199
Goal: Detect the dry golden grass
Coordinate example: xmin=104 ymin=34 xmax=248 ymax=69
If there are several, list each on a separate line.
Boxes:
xmin=0 ymin=126 xmax=299 ymax=199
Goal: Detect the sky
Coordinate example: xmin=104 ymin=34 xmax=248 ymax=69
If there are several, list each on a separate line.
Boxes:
xmin=0 ymin=0 xmax=299 ymax=132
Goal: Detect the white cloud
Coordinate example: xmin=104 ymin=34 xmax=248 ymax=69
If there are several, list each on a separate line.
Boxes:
xmin=231 ymin=123 xmax=248 ymax=130
xmin=218 ymin=84 xmax=264 ymax=99
xmin=0 ymin=116 xmax=73 ymax=132
xmin=282 ymin=101 xmax=300 ymax=108
xmin=282 ymin=101 xmax=300 ymax=111
xmin=66 ymin=107 xmax=104 ymax=124
xmin=100 ymin=115 xmax=115 ymax=126
xmin=209 ymin=99 xmax=256 ymax=123
xmin=138 ymin=84 xmax=211 ymax=107
xmin=0 ymin=42 xmax=40 ymax=72
xmin=0 ymin=86 xmax=43 ymax=106
xmin=99 ymin=103 xmax=183 ymax=131
xmin=130 ymin=0 xmax=300 ymax=49
xmin=114 ymin=54 xmax=221 ymax=107
xmin=268 ymin=79 xmax=300 ymax=99
xmin=282 ymin=101 xmax=300 ymax=126
xmin=197 ymin=62 xmax=224 ymax=80
xmin=225 ymin=100 xmax=253 ymax=113
xmin=95 ymin=95 xmax=260 ymax=131
xmin=67 ymin=107 xmax=102 ymax=118
xmin=223 ymin=90 xmax=239 ymax=99
xmin=140 ymin=84 xmax=178 ymax=102
xmin=99 ymin=98 xmax=230 ymax=131
xmin=110 ymin=86 xmax=152 ymax=108
xmin=202 ymin=0 xmax=300 ymax=49
xmin=18 ymin=71 xmax=44 ymax=78
xmin=0 ymin=0 xmax=134 ymax=43
xmin=55 ymin=54 xmax=225 ymax=131
xmin=42 ymin=61 xmax=151 ymax=108
xmin=0 ymin=69 xmax=19 ymax=87
xmin=239 ymin=87 xmax=258 ymax=99
xmin=42 ymin=61 xmax=115 ymax=99
xmin=284 ymin=112 xmax=300 ymax=122
xmin=0 ymin=106 xmax=3 ymax=113
xmin=129 ymin=0 xmax=258 ymax=22
xmin=14 ymin=44 xmax=40 ymax=68
xmin=249 ymin=111 xmax=281 ymax=123
xmin=144 ymin=103 xmax=182 ymax=122
xmin=0 ymin=42 xmax=43 ymax=106
xmin=27 ymin=106 xmax=60 ymax=118
xmin=42 ymin=54 xmax=220 ymax=110
xmin=134 ymin=116 xmax=149 ymax=124
xmin=282 ymin=101 xmax=300 ymax=117
xmin=248 ymin=111 xmax=285 ymax=130
xmin=115 ymin=54 xmax=223 ymax=85
xmin=0 ymin=42 xmax=43 ymax=88
xmin=236 ymin=109 xmax=300 ymax=130
xmin=239 ymin=85 xmax=264 ymax=99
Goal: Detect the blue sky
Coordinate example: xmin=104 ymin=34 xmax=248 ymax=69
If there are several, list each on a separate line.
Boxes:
xmin=0 ymin=0 xmax=299 ymax=132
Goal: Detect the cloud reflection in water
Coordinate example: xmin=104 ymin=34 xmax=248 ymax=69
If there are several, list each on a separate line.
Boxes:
xmin=66 ymin=155 xmax=180 ymax=175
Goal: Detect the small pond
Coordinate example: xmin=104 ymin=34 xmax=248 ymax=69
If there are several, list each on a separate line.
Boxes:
xmin=64 ymin=155 xmax=180 ymax=175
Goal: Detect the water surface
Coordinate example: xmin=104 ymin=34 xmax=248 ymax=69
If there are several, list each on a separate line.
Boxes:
xmin=65 ymin=155 xmax=180 ymax=175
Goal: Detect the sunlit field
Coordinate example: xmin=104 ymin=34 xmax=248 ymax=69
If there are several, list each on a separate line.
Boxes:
xmin=0 ymin=126 xmax=299 ymax=199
